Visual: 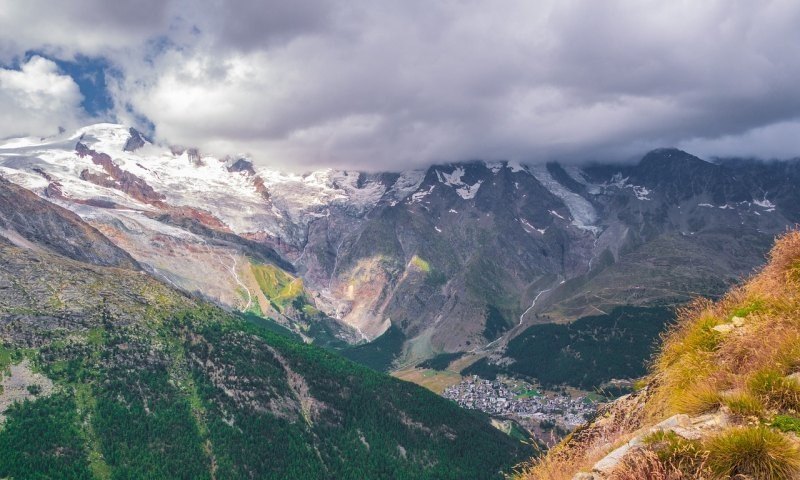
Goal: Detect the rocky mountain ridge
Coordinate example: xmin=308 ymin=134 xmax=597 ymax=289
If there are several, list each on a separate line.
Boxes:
xmin=1 ymin=124 xmax=797 ymax=372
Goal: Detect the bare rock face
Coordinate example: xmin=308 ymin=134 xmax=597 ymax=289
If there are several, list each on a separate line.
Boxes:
xmin=76 ymin=141 xmax=166 ymax=205
xmin=123 ymin=127 xmax=148 ymax=152
xmin=0 ymin=176 xmax=139 ymax=269
xmin=226 ymin=158 xmax=257 ymax=176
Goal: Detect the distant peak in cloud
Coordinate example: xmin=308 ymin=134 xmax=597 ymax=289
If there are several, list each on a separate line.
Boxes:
xmin=1 ymin=1 xmax=800 ymax=168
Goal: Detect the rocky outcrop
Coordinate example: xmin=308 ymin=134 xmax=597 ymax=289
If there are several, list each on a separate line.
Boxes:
xmin=226 ymin=158 xmax=257 ymax=176
xmin=76 ymin=141 xmax=166 ymax=205
xmin=123 ymin=127 xmax=148 ymax=152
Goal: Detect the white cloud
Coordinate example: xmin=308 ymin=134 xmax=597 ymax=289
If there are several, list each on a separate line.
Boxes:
xmin=0 ymin=56 xmax=86 ymax=138
xmin=3 ymin=1 xmax=800 ymax=168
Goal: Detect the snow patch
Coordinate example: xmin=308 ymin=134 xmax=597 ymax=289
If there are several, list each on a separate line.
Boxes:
xmin=388 ymin=170 xmax=425 ymax=201
xmin=519 ymin=218 xmax=546 ymax=235
xmin=507 ymin=161 xmax=527 ymax=173
xmin=753 ymin=198 xmax=776 ymax=211
xmin=456 ymin=181 xmax=483 ymax=199
xmin=608 ymin=173 xmax=651 ymax=200
xmin=631 ymin=185 xmax=651 ymax=201
xmin=410 ymin=185 xmax=435 ymax=203
xmin=530 ymin=165 xmax=599 ymax=233
xmin=439 ymin=166 xmax=484 ymax=200
xmin=485 ymin=161 xmax=504 ymax=174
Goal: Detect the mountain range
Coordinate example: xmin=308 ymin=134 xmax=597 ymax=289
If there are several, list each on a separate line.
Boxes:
xmin=1 ymin=124 xmax=797 ymax=388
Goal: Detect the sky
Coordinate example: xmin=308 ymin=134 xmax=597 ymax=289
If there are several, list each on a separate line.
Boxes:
xmin=1 ymin=0 xmax=800 ymax=171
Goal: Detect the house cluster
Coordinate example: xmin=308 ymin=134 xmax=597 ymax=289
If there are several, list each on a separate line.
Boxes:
xmin=442 ymin=376 xmax=598 ymax=429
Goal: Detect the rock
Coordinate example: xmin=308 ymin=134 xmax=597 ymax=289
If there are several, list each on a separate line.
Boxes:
xmin=731 ymin=316 xmax=746 ymax=327
xmin=590 ymin=413 xmax=720 ymax=475
xmin=691 ymin=411 xmax=729 ymax=431
xmin=671 ymin=426 xmax=703 ymax=440
xmin=573 ymin=473 xmax=596 ymax=480
xmin=593 ymin=440 xmax=643 ymax=474
xmin=653 ymin=414 xmax=691 ymax=430
xmin=712 ymin=323 xmax=735 ymax=334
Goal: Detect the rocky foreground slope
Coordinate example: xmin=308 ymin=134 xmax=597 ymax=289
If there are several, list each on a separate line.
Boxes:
xmin=516 ymin=230 xmax=800 ymax=479
xmin=0 ymin=183 xmax=529 ymax=479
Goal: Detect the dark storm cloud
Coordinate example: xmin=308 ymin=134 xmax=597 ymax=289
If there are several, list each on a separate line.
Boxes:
xmin=2 ymin=0 xmax=800 ymax=169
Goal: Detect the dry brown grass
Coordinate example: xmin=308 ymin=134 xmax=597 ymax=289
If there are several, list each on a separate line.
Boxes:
xmin=511 ymin=444 xmax=587 ymax=480
xmin=512 ymin=230 xmax=800 ymax=480
xmin=648 ymin=230 xmax=800 ymax=421
xmin=512 ymin=392 xmax=650 ymax=479
xmin=607 ymin=448 xmax=678 ymax=480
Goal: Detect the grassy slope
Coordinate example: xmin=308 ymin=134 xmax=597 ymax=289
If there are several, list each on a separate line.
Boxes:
xmin=0 ymin=243 xmax=529 ymax=479
xmin=516 ymin=230 xmax=800 ymax=479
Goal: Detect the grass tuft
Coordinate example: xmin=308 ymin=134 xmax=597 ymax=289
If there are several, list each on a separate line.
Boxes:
xmin=670 ymin=382 xmax=722 ymax=416
xmin=721 ymin=391 xmax=764 ymax=419
xmin=705 ymin=427 xmax=800 ymax=479
xmin=748 ymin=369 xmax=800 ymax=411
xmin=644 ymin=430 xmax=707 ymax=474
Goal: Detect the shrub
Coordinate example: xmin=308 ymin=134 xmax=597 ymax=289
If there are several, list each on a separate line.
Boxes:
xmin=705 ymin=427 xmax=800 ymax=479
xmin=731 ymin=299 xmax=764 ymax=319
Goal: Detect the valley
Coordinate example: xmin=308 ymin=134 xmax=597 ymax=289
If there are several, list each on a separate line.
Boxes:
xmin=0 ymin=181 xmax=529 ymax=479
xmin=2 ymin=123 xmax=798 ymax=448
xmin=2 ymin=3 xmax=797 ymax=478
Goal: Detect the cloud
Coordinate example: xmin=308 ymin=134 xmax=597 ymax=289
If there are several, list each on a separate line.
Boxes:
xmin=0 ymin=0 xmax=170 ymax=61
xmin=0 ymin=56 xmax=86 ymax=138
xmin=3 ymin=1 xmax=800 ymax=169
xmin=680 ymin=120 xmax=800 ymax=161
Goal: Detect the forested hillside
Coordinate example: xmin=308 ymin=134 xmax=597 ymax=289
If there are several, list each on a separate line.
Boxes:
xmin=0 ymin=237 xmax=529 ymax=479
